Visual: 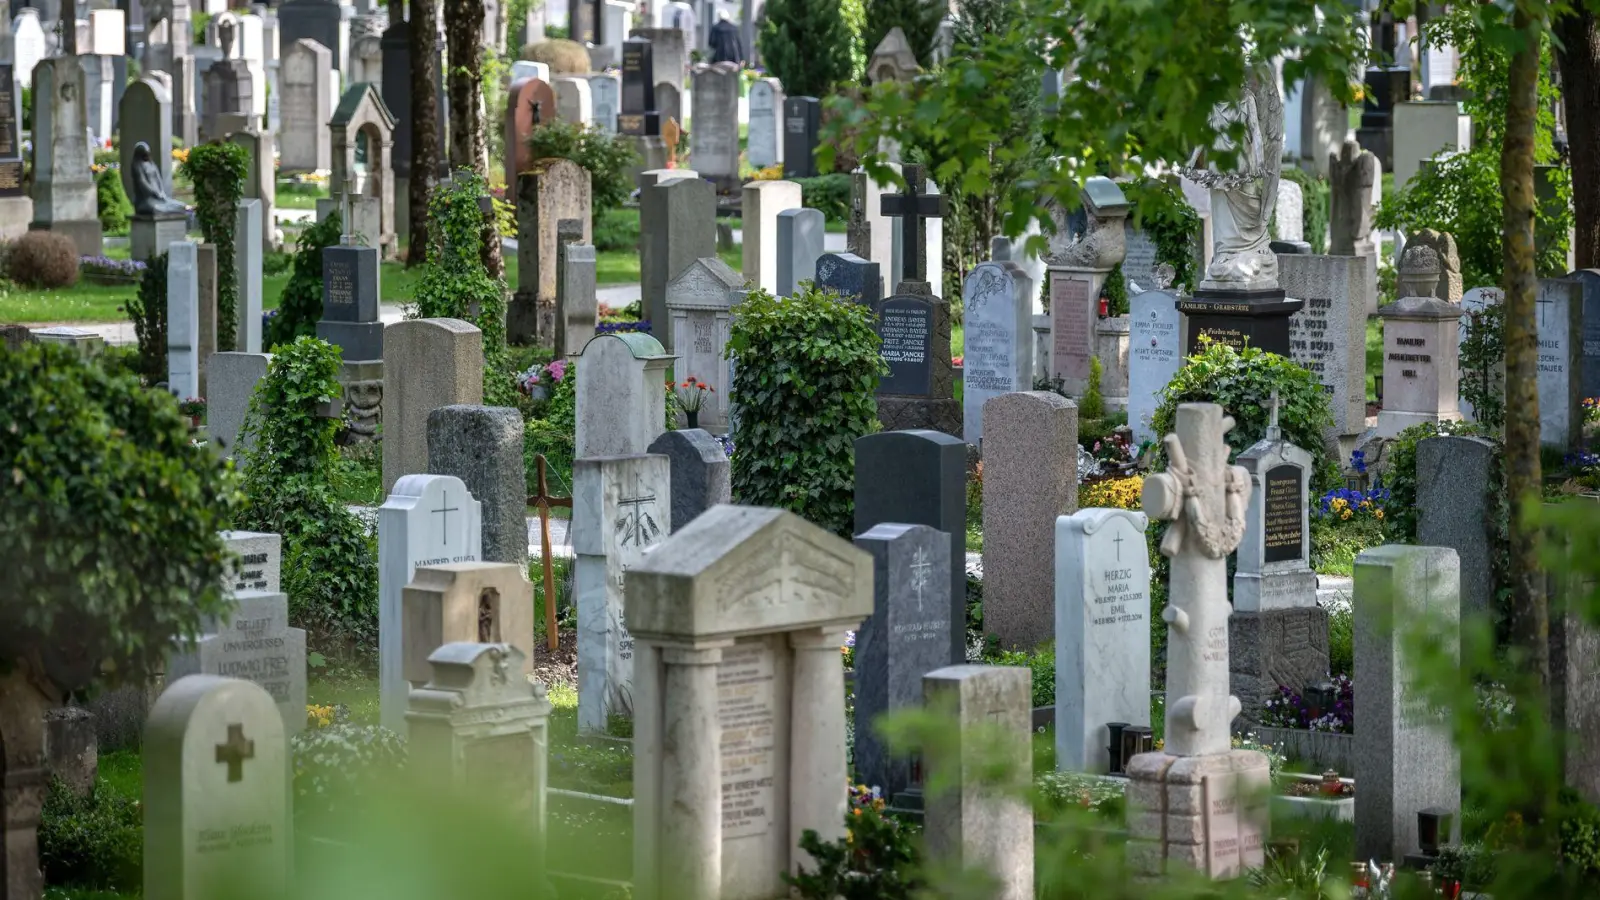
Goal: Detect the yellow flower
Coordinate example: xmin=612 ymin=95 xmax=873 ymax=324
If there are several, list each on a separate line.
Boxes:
xmin=1374 ymin=509 xmax=1385 ymax=520
xmin=1340 ymin=509 xmax=1353 ymax=521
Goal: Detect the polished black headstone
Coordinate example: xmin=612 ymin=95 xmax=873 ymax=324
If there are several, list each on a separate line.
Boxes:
xmin=874 ymin=294 xmax=934 ymax=396
xmin=815 ymin=252 xmax=881 ymax=307
xmin=782 ymin=96 xmax=820 ymax=179
xmin=1178 ymin=287 xmax=1303 ymax=358
xmin=315 ymin=244 xmax=384 ymax=361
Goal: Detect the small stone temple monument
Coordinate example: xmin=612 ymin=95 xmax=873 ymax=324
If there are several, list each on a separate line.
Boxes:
xmin=1126 ymin=403 xmax=1269 ymax=878
xmin=625 ymin=505 xmax=872 ymax=900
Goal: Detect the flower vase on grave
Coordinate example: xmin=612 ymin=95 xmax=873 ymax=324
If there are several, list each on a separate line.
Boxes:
xmin=684 ymin=409 xmax=699 ymax=429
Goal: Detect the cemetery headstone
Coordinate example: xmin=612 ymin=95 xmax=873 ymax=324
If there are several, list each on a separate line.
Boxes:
xmin=510 ymin=159 xmax=593 ymax=348
xmin=279 ymin=38 xmax=331 ymax=172
xmin=144 ymin=676 xmax=289 ymax=900
xmin=221 ymin=531 xmax=282 ymax=595
xmin=782 ymin=95 xmax=820 ymax=179
xmin=849 ymin=164 xmax=898 ymax=297
xmin=167 ymin=242 xmax=200 ymax=399
xmin=815 ymin=251 xmax=881 ymax=307
xmin=665 ymin=256 xmax=742 ymax=432
xmin=30 ymin=52 xmax=102 ymax=254
xmin=1282 ymin=254 xmax=1370 ymax=441
xmin=618 ymin=36 xmax=661 ymax=138
xmin=381 ymin=319 xmax=484 ymax=493
xmin=228 ymin=129 xmax=277 ymax=257
xmin=855 ymin=429 xmax=967 ymax=665
xmin=207 ymin=351 xmax=271 ymax=460
xmin=1121 ymin=221 xmax=1160 ymax=292
xmin=746 ymin=77 xmax=783 ymax=169
xmin=575 ymin=332 xmax=676 ymax=458
xmin=646 ymin=429 xmax=731 ymax=529
xmin=689 ymin=61 xmax=740 ymax=191
xmin=166 ymin=591 xmax=308 ymax=732
xmin=1416 ymin=435 xmax=1496 ymax=621
xmin=741 ymin=179 xmax=801 ymax=294
xmin=1042 ymin=178 xmax=1128 ymax=391
xmin=982 ymin=392 xmax=1077 ymax=650
xmin=640 ymin=176 xmax=716 ymax=348
xmin=961 ymin=258 xmax=1033 ymax=445
xmin=1329 ymin=138 xmax=1378 ymax=257
xmin=1055 ymin=509 xmax=1151 ymax=773
xmin=1376 ymin=249 xmax=1465 ymax=438
xmin=625 ymin=505 xmax=871 ymax=900
xmin=196 ymin=245 xmax=218 ymax=395
xmin=854 ymin=523 xmax=952 ymax=804
xmin=503 ymin=76 xmax=558 ymax=193
xmin=314 ymin=220 xmax=385 ymax=363
xmin=235 ymin=199 xmax=263 ymax=353
xmin=400 ymin=563 xmax=535 ymax=698
xmin=776 ymin=206 xmax=824 ymax=296
xmin=554 ymin=74 xmax=592 ymax=125
xmin=1128 ymin=289 xmax=1182 ymax=447
xmin=1563 ymin=269 xmax=1600 ymax=404
xmin=1126 ymin=403 xmax=1269 ymax=879
xmin=922 ymin=665 xmax=1034 ymax=897
xmin=0 ymin=61 xmax=26 ymax=236
xmin=277 ymin=0 xmax=349 ymax=71
xmin=574 ymin=453 xmax=670 ymax=732
xmin=321 ymin=83 xmax=398 ymax=257
xmin=1353 ymin=545 xmax=1461 ymax=864
xmin=557 ymin=223 xmax=599 ymax=358
xmin=1537 ymin=278 xmax=1583 ymax=448
xmin=378 ymin=473 xmax=484 ymax=732
xmin=427 ymin=405 xmax=528 ymax=568
xmin=589 ymin=71 xmax=620 ymax=133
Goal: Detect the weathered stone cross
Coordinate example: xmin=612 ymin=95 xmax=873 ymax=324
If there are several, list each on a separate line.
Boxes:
xmin=215 ymin=723 xmax=255 ymax=783
xmin=880 ymin=164 xmax=947 ymax=288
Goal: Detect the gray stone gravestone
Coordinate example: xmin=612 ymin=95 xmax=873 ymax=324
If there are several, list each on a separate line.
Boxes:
xmin=279 ymin=38 xmax=331 ymax=172
xmin=377 ymin=473 xmax=484 ymax=732
xmin=665 ymin=256 xmax=742 ymax=431
xmin=589 ymin=71 xmax=620 ymax=133
xmin=573 ymin=453 xmax=670 ymax=732
xmin=776 ymin=206 xmax=824 ymax=297
xmin=646 ymin=428 xmax=731 ymax=529
xmin=144 ymin=675 xmax=289 ymax=900
xmin=235 ymin=199 xmax=263 ymax=353
xmin=1538 ymin=277 xmax=1583 ymax=448
xmin=1376 ymin=295 xmax=1464 ymax=439
xmin=220 ymin=531 xmax=282 ymax=596
xmin=427 ymin=405 xmax=528 ymax=569
xmin=382 ymin=319 xmax=484 ymax=493
xmin=30 ymin=53 xmax=102 ymax=254
xmin=1353 ymin=545 xmax=1461 ymax=864
xmin=511 ymin=159 xmax=592 ymax=348
xmin=315 ymin=231 xmax=384 ymax=363
xmin=167 ymin=591 xmax=308 ymax=733
xmin=575 ymin=332 xmax=676 ymax=458
xmin=641 ymin=175 xmax=715 ymax=350
xmin=1055 ymin=508 xmax=1151 ymax=773
xmin=740 ymin=179 xmax=800 ymax=294
xmin=1128 ymin=289 xmax=1182 ymax=448
xmin=854 ymin=522 xmax=951 ymax=802
xmin=557 ymin=220 xmax=598 ymax=358
xmin=400 ymin=564 xmax=534 ymax=702
xmin=1416 ymin=436 xmax=1497 ymax=622
xmin=982 ymin=391 xmax=1077 ymax=650
xmin=166 ymin=241 xmax=200 ymax=399
xmin=207 ymin=351 xmax=270 ymax=460
xmin=689 ymin=61 xmax=739 ymax=191
xmin=961 ymin=259 xmax=1033 ymax=445
xmin=746 ymin=76 xmax=782 ymax=169
xmin=1282 ymin=254 xmax=1370 ymax=441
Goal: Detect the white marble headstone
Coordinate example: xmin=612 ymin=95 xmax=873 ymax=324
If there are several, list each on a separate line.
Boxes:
xmin=221 ymin=530 xmax=281 ymax=595
xmin=1538 ymin=278 xmax=1582 ymax=447
xmin=1128 ymin=290 xmax=1182 ymax=447
xmin=961 ymin=260 xmax=1033 ymax=445
xmin=377 ymin=474 xmax=484 ymax=732
xmin=588 ymin=71 xmax=620 ymax=133
xmin=166 ymin=242 xmax=201 ymax=400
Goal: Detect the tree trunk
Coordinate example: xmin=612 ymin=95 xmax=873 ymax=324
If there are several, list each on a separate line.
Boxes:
xmin=408 ymin=0 xmax=441 ymax=267
xmin=442 ymin=0 xmax=505 ymax=280
xmin=1556 ymin=10 xmax=1600 ymax=269
xmin=1503 ymin=2 xmax=1551 ymax=747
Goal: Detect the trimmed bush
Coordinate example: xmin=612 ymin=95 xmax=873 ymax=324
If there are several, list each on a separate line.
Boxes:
xmin=121 ymin=251 xmax=168 ymax=384
xmin=7 ymin=231 xmax=81 ymax=288
xmin=37 ymin=779 xmax=142 ymax=892
xmin=266 ymin=210 xmax=341 ymax=350
xmin=727 ymin=285 xmax=885 ymax=536
xmin=95 ymin=167 xmax=133 ymax=235
xmin=521 ymin=39 xmax=591 ymax=74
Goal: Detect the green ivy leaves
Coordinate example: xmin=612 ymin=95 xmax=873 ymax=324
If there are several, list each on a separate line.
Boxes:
xmin=180 ymin=142 xmax=250 ymax=352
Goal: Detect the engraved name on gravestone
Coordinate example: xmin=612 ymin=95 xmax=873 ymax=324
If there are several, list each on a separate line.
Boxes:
xmin=166 ymin=592 xmax=308 ymax=734
xmin=962 ymin=259 xmax=1032 ymax=445
xmin=1050 ymin=272 xmax=1093 ymax=382
xmin=221 ymin=531 xmax=281 ymax=595
xmin=1121 ymin=223 xmax=1159 ymax=292
xmin=718 ymin=641 xmax=778 ymax=838
xmin=816 ymin=252 xmax=881 ymax=307
xmin=876 ymin=294 xmax=934 ymax=396
xmin=1128 ymin=290 xmax=1182 ymax=447
xmin=1263 ymin=465 xmax=1302 ymax=564
xmin=0 ymin=64 xmax=22 ymax=195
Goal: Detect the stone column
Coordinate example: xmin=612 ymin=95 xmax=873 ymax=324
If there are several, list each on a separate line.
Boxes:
xmin=659 ymin=645 xmax=722 ymax=899
xmin=788 ymin=627 xmax=850 ymax=870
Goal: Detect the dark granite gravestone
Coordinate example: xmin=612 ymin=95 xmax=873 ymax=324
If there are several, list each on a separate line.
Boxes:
xmin=382 ymin=20 xmax=450 ymax=182
xmin=782 ymin=95 xmax=820 ymax=179
xmin=619 ymin=37 xmax=660 ymax=136
xmin=854 ymin=430 xmax=967 ymax=666
xmin=278 ymin=0 xmax=348 ymax=71
xmin=0 ymin=64 xmax=22 ymax=196
xmin=1178 ymin=290 xmax=1303 ymax=358
xmin=1416 ymin=435 xmax=1496 ymax=621
xmin=816 ymin=251 xmax=881 ymax=307
xmin=854 ymin=522 xmax=952 ymax=802
xmin=1562 ymin=270 xmax=1600 ymax=402
xmin=569 ymin=0 xmax=600 ymax=43
xmin=646 ymin=428 xmax=731 ymax=530
xmin=427 ymin=405 xmax=528 ymax=568
xmin=876 ymin=293 xmax=933 ymax=396
xmin=1262 ymin=464 xmax=1304 ymax=565
xmin=315 ymin=243 xmax=383 ymax=361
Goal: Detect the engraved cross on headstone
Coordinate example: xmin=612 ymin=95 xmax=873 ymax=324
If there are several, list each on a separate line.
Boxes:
xmin=433 ymin=490 xmax=460 ymax=544
xmin=1113 ymin=531 xmax=1124 ymax=560
xmin=1538 ymin=288 xmax=1554 ymax=327
xmin=880 ymin=164 xmax=947 ymax=288
xmin=909 ymin=545 xmax=932 ymax=613
xmin=616 ymin=494 xmax=659 ymax=548
xmin=215 ymin=723 xmax=256 ymax=783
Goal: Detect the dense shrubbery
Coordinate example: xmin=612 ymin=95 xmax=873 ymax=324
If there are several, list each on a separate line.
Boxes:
xmin=7 ymin=231 xmax=81 ymax=288
xmin=794 ymin=173 xmax=853 ymax=222
xmin=121 ymin=251 xmax=168 ymax=384
xmin=266 ymin=210 xmax=341 ymax=350
xmin=180 ymin=141 xmax=249 ymax=350
xmin=0 ymin=343 xmax=234 ymax=690
xmin=37 ymin=779 xmax=142 ymax=892
xmin=727 ymin=285 xmax=884 ymax=536
xmin=525 ymin=120 xmax=638 ymax=214
xmin=1151 ymin=341 xmax=1338 ymax=491
xmin=95 ymin=167 xmax=133 ymax=234
xmin=234 ymin=337 xmax=379 ymax=661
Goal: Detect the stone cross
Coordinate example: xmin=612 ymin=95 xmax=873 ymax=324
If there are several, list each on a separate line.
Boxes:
xmin=1266 ymin=390 xmax=1281 ymax=441
xmin=214 ymin=723 xmax=255 ymax=782
xmin=880 ymin=164 xmax=947 ymax=287
xmin=340 ymin=175 xmax=355 ymax=245
xmin=1141 ymin=403 xmax=1251 ymax=756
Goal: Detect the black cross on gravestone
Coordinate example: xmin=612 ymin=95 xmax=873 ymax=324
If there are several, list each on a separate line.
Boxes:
xmin=215 ymin=723 xmax=256 ymax=783
xmin=1538 ymin=288 xmax=1554 ymax=327
xmin=433 ymin=491 xmax=460 ymax=545
xmin=880 ymin=164 xmax=947 ymax=289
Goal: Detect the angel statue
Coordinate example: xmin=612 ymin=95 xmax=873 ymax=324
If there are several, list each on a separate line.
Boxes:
xmin=1180 ymin=62 xmax=1284 ymax=292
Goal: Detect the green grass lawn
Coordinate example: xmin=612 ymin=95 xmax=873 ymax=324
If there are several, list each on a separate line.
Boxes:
xmin=597 ymin=245 xmax=743 ymax=286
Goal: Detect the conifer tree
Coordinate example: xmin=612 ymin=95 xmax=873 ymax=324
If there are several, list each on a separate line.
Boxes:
xmin=862 ymin=0 xmax=944 ymax=72
xmin=759 ymin=0 xmax=853 ymax=98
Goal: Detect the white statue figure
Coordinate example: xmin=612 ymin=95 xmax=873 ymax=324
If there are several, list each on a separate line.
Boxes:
xmin=1141 ymin=403 xmax=1251 ymax=756
xmin=1182 ymin=63 xmax=1284 ymax=291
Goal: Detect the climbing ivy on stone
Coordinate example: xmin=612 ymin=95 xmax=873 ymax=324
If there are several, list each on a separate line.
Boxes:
xmin=180 ymin=141 xmax=249 ymax=351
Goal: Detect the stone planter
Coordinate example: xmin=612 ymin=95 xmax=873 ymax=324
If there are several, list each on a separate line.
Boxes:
xmin=1253 ymin=726 xmax=1354 ymax=773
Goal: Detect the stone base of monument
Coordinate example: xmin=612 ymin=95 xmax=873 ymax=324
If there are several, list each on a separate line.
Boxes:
xmin=878 ymin=395 xmax=962 ymax=439
xmin=507 ymin=288 xmax=542 ymax=348
xmin=1178 ymin=287 xmax=1303 ymax=358
xmin=1375 ymin=409 xmax=1464 ymax=440
xmin=1229 ymin=606 xmax=1330 ymax=728
xmin=1125 ymin=749 xmax=1270 ymax=879
xmin=29 ymin=217 xmax=103 ymax=258
xmin=630 ymin=135 xmax=669 ymax=181
xmin=0 ymin=196 xmax=31 ymax=242
xmin=1233 ymin=568 xmax=1320 ymax=613
xmin=131 ymin=212 xmax=188 ymax=262
xmin=337 ymin=360 xmax=385 ymax=444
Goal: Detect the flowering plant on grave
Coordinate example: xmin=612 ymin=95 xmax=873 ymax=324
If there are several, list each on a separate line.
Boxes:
xmin=840 ymin=630 xmax=855 ymax=669
xmin=515 ymin=358 xmax=569 ymax=395
xmin=1316 ymin=486 xmax=1389 ymax=523
xmin=1078 ymin=476 xmax=1143 ymax=511
xmin=673 ymin=376 xmax=714 ymax=412
xmin=1232 ymin=732 xmax=1286 ymax=780
xmin=1259 ymin=674 xmax=1353 ymax=735
xmin=289 ymin=723 xmax=407 ymax=821
xmin=1585 ymin=397 xmax=1600 ymax=425
xmin=177 ymin=396 xmax=206 ymax=417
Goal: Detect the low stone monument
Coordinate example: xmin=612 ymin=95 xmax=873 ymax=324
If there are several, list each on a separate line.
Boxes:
xmin=1126 ymin=403 xmax=1269 ymax=878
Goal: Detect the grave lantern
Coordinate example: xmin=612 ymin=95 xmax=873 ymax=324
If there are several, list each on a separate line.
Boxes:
xmin=1105 ymin=722 xmax=1130 ymax=774
xmin=1417 ymin=807 xmax=1454 ymax=856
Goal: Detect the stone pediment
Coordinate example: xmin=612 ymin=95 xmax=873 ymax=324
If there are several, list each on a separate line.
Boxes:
xmin=625 ymin=505 xmax=873 ymax=641
xmin=666 ymin=257 xmax=744 ymax=311
xmin=332 ymin=82 xmax=397 ymax=133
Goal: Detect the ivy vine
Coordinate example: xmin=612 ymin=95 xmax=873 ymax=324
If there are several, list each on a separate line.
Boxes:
xmin=180 ymin=142 xmax=249 ymax=352
xmin=1459 ymin=301 xmax=1505 ymax=432
xmin=412 ymin=169 xmax=516 ymax=405
xmin=1124 ymin=178 xmax=1201 ymax=293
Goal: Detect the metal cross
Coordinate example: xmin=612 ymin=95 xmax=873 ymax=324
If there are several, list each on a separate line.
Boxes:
xmin=880 ymin=164 xmax=947 ymax=288
xmin=909 ymin=546 xmax=933 ymax=613
xmin=214 ymin=723 xmax=255 ymax=783
xmin=432 ymin=491 xmax=460 ymax=545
